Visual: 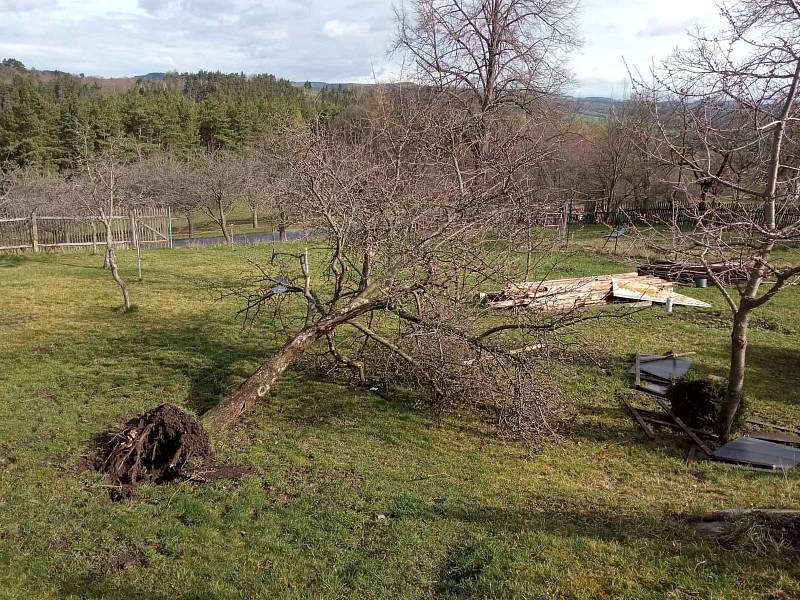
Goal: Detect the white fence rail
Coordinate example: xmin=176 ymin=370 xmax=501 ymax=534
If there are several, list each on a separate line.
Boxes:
xmin=0 ymin=208 xmax=173 ymax=254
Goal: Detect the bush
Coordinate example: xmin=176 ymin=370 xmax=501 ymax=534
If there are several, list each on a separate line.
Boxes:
xmin=667 ymin=377 xmax=747 ymax=434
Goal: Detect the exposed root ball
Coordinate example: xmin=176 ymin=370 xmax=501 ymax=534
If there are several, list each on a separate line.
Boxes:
xmin=94 ymin=404 xmax=213 ymax=487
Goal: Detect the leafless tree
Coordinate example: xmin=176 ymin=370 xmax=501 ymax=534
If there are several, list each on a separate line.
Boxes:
xmin=633 ymin=0 xmax=800 ymax=438
xmin=1 ymin=167 xmax=76 ymax=215
xmin=589 ymin=99 xmax=659 ymax=218
xmin=128 ymin=153 xmax=201 ymax=238
xmin=208 ymin=0 xmax=584 ymax=436
xmin=186 ymin=150 xmax=249 ymax=244
xmin=73 ymin=140 xmax=145 ymax=312
xmin=0 ymin=164 xmax=15 ymax=213
xmin=394 ymin=0 xmax=580 ymax=116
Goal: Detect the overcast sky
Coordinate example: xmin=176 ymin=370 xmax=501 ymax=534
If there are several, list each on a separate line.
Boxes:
xmin=0 ymin=0 xmax=726 ymax=97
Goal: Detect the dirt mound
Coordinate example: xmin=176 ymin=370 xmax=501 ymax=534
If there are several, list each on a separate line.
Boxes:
xmin=94 ymin=404 xmax=213 ymax=488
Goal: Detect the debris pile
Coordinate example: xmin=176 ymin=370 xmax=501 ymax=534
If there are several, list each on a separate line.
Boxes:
xmin=624 ymin=353 xmax=800 ymax=472
xmin=482 ymin=273 xmax=710 ymax=311
xmin=638 ymin=260 xmax=750 ymax=285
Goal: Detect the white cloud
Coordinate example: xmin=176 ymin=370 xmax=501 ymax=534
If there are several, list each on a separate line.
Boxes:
xmin=322 ymin=19 xmax=368 ymax=39
xmin=0 ymin=0 xmax=731 ymax=96
xmin=0 ymin=0 xmax=56 ymax=10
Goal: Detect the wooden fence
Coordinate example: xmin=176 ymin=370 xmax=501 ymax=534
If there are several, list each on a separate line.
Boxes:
xmin=0 ymin=207 xmax=173 ymax=254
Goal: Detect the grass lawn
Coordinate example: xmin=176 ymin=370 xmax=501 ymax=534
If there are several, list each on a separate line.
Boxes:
xmin=0 ymin=243 xmax=798 ymax=599
xmin=170 ymin=203 xmax=280 ymax=241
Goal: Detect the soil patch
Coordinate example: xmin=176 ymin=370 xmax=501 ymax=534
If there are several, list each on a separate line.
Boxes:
xmin=94 ymin=404 xmax=213 ymax=488
xmin=104 ymin=549 xmax=148 ymax=573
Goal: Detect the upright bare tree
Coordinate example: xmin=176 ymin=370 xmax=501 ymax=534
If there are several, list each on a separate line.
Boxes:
xmin=634 ymin=0 xmax=800 ymax=438
xmin=394 ymin=0 xmax=580 ymax=116
xmin=245 ymin=137 xmax=292 ymax=237
xmin=186 ymin=150 xmax=249 ymax=244
xmin=74 ymin=140 xmax=144 ymax=312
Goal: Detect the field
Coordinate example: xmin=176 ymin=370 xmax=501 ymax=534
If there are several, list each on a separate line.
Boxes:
xmin=1 ymin=243 xmax=798 ymax=599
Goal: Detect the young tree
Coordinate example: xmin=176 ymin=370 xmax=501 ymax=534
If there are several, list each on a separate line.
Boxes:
xmin=186 ymin=149 xmax=249 ymax=244
xmin=74 ymin=139 xmax=143 ymax=312
xmin=634 ymin=0 xmax=800 ymax=439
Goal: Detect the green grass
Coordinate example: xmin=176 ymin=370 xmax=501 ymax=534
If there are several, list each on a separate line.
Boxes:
xmin=170 ymin=203 xmax=281 ymax=241
xmin=0 ymin=244 xmax=798 ymax=599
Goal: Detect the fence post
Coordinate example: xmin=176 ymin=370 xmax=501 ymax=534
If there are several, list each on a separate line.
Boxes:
xmin=130 ymin=210 xmax=143 ymax=281
xmin=167 ymin=206 xmax=174 ymax=249
xmin=30 ymin=212 xmax=39 ymax=253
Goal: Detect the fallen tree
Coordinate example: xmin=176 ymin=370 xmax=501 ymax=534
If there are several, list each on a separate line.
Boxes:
xmin=95 ymin=0 xmax=598 ymax=487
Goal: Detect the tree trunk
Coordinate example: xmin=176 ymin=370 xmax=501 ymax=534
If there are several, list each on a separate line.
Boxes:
xmin=186 ymin=214 xmax=195 ymax=239
xmin=278 ymin=223 xmax=287 ymax=242
xmin=205 ymin=325 xmax=325 ymax=430
xmin=252 ymin=209 xmax=258 ymax=229
xmin=219 ymin=201 xmax=231 ymax=245
xmin=104 ymin=223 xmax=131 ymax=312
xmin=206 ymin=292 xmax=383 ymax=430
xmin=720 ymin=308 xmax=751 ymax=440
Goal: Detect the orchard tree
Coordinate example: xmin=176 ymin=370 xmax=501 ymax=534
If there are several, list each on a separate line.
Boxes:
xmin=209 ymin=0 xmax=583 ymax=432
xmin=186 ymin=149 xmax=249 ymax=244
xmin=634 ymin=0 xmax=800 ymax=439
xmin=74 ymin=139 xmax=145 ymax=312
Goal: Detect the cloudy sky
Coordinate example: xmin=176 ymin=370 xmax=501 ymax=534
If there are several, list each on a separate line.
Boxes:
xmin=0 ymin=0 xmax=726 ymax=97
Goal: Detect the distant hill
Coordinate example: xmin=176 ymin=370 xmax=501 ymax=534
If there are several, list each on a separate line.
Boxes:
xmin=4 ymin=59 xmax=626 ymax=119
xmin=289 ymin=83 xmax=625 ymax=118
xmin=565 ymin=96 xmax=626 ymax=118
xmin=136 ymin=72 xmax=167 ymax=81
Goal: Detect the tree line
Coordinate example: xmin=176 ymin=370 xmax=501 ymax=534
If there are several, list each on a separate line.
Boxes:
xmin=0 ymin=59 xmax=356 ymax=171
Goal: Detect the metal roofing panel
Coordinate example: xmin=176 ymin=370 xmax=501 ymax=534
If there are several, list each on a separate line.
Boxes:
xmin=713 ymin=436 xmax=800 ymax=470
xmin=627 ymin=357 xmax=693 ymax=382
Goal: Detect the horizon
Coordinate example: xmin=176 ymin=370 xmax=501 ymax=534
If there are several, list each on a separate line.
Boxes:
xmin=1 ymin=0 xmax=726 ymax=98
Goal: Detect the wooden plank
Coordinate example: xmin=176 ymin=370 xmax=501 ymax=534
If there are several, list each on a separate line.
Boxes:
xmin=747 ymin=419 xmax=800 ymax=435
xmin=622 ymin=398 xmax=655 ymax=438
xmin=138 ymin=220 xmax=168 ymax=240
xmin=637 ymin=412 xmax=719 ymax=440
xmin=655 ymin=398 xmax=713 ymax=456
xmin=612 ymin=277 xmax=711 ymax=308
xmin=747 ymin=431 xmax=800 ymax=445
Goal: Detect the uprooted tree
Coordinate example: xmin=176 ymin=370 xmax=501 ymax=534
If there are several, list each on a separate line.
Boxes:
xmin=98 ymin=0 xmax=591 ymax=486
xmin=207 ymin=0 xmax=583 ymax=434
xmin=633 ymin=0 xmax=800 ymax=439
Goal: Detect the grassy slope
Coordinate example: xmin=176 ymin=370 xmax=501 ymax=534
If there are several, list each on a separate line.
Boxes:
xmin=0 ymin=244 xmax=798 ymax=599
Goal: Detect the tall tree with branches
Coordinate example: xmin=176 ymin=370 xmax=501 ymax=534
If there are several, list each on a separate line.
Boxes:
xmin=634 ymin=0 xmax=800 ymax=439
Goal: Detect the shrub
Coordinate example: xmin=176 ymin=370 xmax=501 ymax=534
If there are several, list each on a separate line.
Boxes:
xmin=667 ymin=377 xmax=747 ymax=434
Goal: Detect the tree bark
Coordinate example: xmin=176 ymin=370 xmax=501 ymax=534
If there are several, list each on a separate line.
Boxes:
xmin=720 ymin=308 xmax=751 ymax=440
xmin=278 ymin=223 xmax=287 ymax=242
xmin=103 ymin=222 xmax=131 ymax=312
xmin=218 ymin=197 xmax=231 ymax=245
xmin=252 ymin=209 xmax=258 ymax=229
xmin=186 ymin=214 xmax=194 ymax=239
xmin=206 ymin=292 xmax=384 ymax=430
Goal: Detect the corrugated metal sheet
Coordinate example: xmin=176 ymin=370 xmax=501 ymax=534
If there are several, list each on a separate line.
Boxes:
xmin=713 ymin=437 xmax=800 ymax=470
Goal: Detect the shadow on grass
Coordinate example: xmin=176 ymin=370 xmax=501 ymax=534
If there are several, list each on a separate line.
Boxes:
xmin=0 ymin=254 xmax=38 ymax=268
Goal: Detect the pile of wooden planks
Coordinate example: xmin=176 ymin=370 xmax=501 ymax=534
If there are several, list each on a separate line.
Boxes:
xmin=638 ymin=260 xmax=750 ymax=285
xmin=481 ymin=272 xmax=710 ymax=312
